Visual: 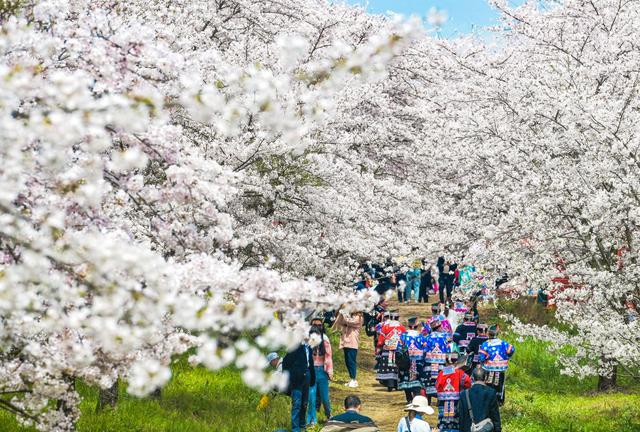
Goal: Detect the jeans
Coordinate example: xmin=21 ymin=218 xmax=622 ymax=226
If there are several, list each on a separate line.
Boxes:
xmin=397 ymin=288 xmax=405 ymax=303
xmin=404 ymin=279 xmax=419 ymax=302
xmin=418 ymin=285 xmax=429 ymax=303
xmin=307 ymin=367 xmax=331 ymax=424
xmin=344 ymin=348 xmax=358 ymax=379
xmin=291 ymin=372 xmax=310 ymax=432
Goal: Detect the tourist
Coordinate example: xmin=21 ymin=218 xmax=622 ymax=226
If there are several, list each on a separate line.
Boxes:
xmin=325 ymin=395 xmax=377 ymax=428
xmin=376 ymin=310 xmax=406 ymax=391
xmin=467 ymin=324 xmax=489 ymax=371
xmin=334 ymin=309 xmax=364 ymax=388
xmin=419 ymin=261 xmax=432 ymax=303
xmin=453 ymin=312 xmax=478 ymax=355
xmin=458 ymin=367 xmax=502 ymax=432
xmin=397 ymin=395 xmax=434 ymax=432
xmin=478 ymin=325 xmax=515 ymax=405
xmin=435 ymin=352 xmax=472 ymax=432
xmin=307 ymin=322 xmax=334 ymax=427
xmin=398 ymin=317 xmax=427 ymax=403
xmin=423 ymin=319 xmax=451 ymax=405
xmin=405 ymin=261 xmax=422 ymax=303
xmin=282 ymin=342 xmax=316 ymax=432
xmin=267 ymin=351 xmax=282 ymax=372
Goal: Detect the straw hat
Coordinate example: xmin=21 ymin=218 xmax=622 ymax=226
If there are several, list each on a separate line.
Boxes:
xmin=404 ymin=395 xmax=435 ymax=415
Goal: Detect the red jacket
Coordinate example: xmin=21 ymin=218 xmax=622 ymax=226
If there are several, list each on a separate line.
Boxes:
xmin=435 ymin=366 xmax=471 ymax=401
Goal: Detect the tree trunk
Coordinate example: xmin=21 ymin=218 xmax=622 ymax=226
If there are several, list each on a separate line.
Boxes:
xmin=597 ymin=366 xmax=617 ymax=391
xmin=95 ymin=381 xmax=119 ymax=412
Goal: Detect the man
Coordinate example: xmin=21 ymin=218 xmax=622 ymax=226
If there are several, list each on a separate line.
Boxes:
xmin=376 ymin=310 xmax=406 ymax=391
xmin=478 ymin=325 xmax=515 ymax=405
xmin=435 ymin=352 xmax=472 ymax=432
xmin=458 ymin=367 xmax=502 ymax=432
xmin=282 ymin=343 xmax=316 ymax=432
xmin=398 ymin=317 xmax=427 ymax=403
xmin=325 ymin=395 xmax=377 ymax=429
xmin=453 ymin=312 xmax=478 ymax=355
xmin=422 ymin=319 xmax=451 ymax=405
xmin=467 ymin=324 xmax=489 ymax=371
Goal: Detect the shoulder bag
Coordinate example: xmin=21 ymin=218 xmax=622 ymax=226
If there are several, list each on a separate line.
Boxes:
xmin=404 ymin=416 xmax=412 ymax=432
xmin=464 ymin=389 xmax=494 ymax=432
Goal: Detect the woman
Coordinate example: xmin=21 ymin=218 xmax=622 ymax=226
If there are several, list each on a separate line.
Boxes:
xmin=334 ymin=310 xmax=363 ymax=388
xmin=397 ymin=395 xmax=433 ymax=432
xmin=306 ymin=321 xmax=333 ymax=427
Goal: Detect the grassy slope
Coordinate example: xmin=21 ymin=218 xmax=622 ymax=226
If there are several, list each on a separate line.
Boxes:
xmin=1 ymin=300 xmax=639 ymax=431
xmin=0 ymin=358 xmax=291 ymax=432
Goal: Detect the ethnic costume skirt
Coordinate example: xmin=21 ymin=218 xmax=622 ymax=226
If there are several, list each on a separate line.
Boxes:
xmin=375 ymin=350 xmax=399 ymax=383
xmin=437 ymin=399 xmax=461 ymax=432
xmin=398 ymin=359 xmax=424 ymax=390
xmin=486 ymin=370 xmax=506 ymax=404
xmin=422 ymin=362 xmax=443 ymax=396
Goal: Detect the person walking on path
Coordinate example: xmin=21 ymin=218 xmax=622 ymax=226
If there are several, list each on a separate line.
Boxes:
xmin=397 ymin=395 xmax=434 ymax=432
xmin=478 ymin=325 xmax=515 ymax=405
xmin=398 ymin=317 xmax=427 ymax=403
xmin=458 ymin=367 xmax=502 ymax=432
xmin=283 ymin=342 xmax=316 ymax=432
xmin=453 ymin=312 xmax=478 ymax=356
xmin=467 ymin=324 xmax=489 ymax=371
xmin=422 ymin=303 xmax=452 ymax=336
xmin=376 ymin=310 xmax=406 ymax=390
xmin=324 ymin=395 xmax=379 ymax=431
xmin=405 ymin=262 xmax=422 ymax=303
xmin=307 ymin=321 xmax=334 ymax=427
xmin=419 ymin=261 xmax=432 ymax=303
xmin=423 ymin=319 xmax=451 ymax=405
xmin=435 ymin=352 xmax=472 ymax=432
xmin=334 ymin=310 xmax=364 ymax=388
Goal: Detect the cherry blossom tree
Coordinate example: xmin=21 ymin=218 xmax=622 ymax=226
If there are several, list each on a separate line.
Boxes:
xmin=410 ymin=0 xmax=640 ymax=389
xmin=0 ymin=0 xmax=420 ymax=429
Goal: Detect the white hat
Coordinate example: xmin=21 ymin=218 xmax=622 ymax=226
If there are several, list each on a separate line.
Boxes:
xmin=266 ymin=352 xmax=280 ymax=363
xmin=404 ymin=395 xmax=435 ymax=415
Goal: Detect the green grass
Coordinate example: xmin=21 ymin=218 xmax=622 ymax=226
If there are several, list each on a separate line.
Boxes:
xmin=0 ymin=358 xmax=291 ymax=432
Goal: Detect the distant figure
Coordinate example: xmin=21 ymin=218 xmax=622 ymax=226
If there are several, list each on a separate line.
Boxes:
xmin=325 ymin=395 xmax=378 ymax=429
xmin=458 ymin=367 xmax=502 ymax=432
xmin=478 ymin=325 xmax=515 ymax=405
xmin=397 ymin=395 xmax=434 ymax=432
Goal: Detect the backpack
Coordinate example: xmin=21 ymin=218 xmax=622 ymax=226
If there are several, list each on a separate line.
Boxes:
xmin=395 ymin=346 xmax=411 ymax=371
xmin=320 ymin=421 xmax=380 ymax=432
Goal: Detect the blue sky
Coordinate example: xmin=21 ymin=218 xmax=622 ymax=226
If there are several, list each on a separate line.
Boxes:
xmin=345 ymin=0 xmax=522 ymax=37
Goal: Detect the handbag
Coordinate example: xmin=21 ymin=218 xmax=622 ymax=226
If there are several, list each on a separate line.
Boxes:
xmin=464 ymin=389 xmax=494 ymax=432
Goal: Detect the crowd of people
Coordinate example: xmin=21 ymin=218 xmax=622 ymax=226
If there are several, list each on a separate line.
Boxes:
xmin=272 ymin=256 xmax=515 ymax=432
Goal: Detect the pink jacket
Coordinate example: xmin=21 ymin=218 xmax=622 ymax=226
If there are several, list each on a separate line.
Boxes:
xmin=312 ymin=336 xmax=334 ymax=376
xmin=335 ymin=312 xmax=363 ymax=349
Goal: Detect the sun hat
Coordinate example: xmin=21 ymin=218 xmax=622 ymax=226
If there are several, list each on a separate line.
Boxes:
xmin=404 ymin=395 xmax=435 ymax=415
xmin=266 ymin=352 xmax=279 ymax=363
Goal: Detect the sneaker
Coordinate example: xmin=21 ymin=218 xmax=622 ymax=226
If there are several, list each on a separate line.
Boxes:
xmin=351 ymin=380 xmax=359 ymax=388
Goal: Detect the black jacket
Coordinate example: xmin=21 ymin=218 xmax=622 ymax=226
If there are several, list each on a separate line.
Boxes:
xmin=467 ymin=335 xmax=489 ymax=360
xmin=282 ymin=344 xmax=316 ymax=390
xmin=459 ymin=384 xmax=502 ymax=432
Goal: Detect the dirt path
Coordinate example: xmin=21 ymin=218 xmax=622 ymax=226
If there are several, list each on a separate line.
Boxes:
xmin=329 ymin=299 xmax=439 ymax=432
